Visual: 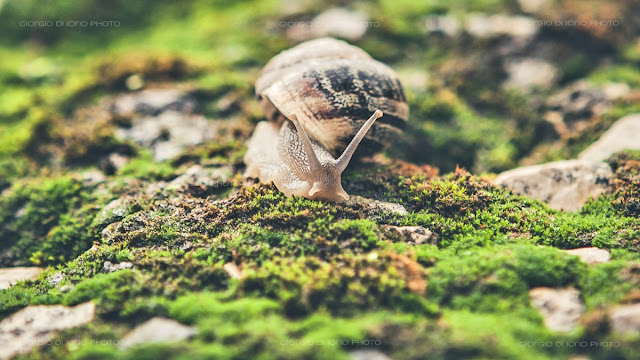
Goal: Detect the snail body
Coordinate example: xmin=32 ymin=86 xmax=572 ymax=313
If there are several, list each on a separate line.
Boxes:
xmin=244 ymin=37 xmax=408 ymax=202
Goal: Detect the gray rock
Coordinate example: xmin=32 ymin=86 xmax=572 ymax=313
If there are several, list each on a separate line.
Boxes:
xmin=0 ymin=267 xmax=43 ymax=289
xmin=312 ymin=8 xmax=368 ymax=41
xmin=382 ymin=225 xmax=439 ymax=245
xmin=546 ymin=80 xmax=611 ymax=127
xmin=564 ymin=247 xmax=610 ymax=265
xmin=115 ymin=111 xmax=216 ymax=162
xmin=350 ymin=350 xmax=392 ymax=360
xmin=465 ymin=14 xmax=538 ymax=40
xmin=610 ymin=303 xmax=640 ymax=334
xmin=602 ymin=82 xmax=631 ymax=101
xmin=345 ymin=196 xmax=408 ymax=216
xmin=0 ymin=301 xmax=95 ymax=360
xmin=504 ymin=58 xmax=558 ymax=91
xmin=223 ymin=262 xmax=243 ymax=279
xmin=120 ymin=317 xmax=197 ymax=349
xmin=397 ymin=68 xmax=430 ymax=93
xmin=102 ymin=222 xmax=122 ymax=242
xmin=109 ymin=89 xmax=197 ymax=117
xmin=518 ymin=0 xmax=551 ymax=14
xmin=494 ymin=160 xmax=612 ymax=211
xmin=529 ymin=287 xmax=584 ymax=332
xmin=103 ymin=261 xmax=134 ymax=273
xmin=423 ymin=15 xmax=461 ymax=37
xmin=48 ymin=272 xmax=65 ymax=287
xmin=578 ymin=114 xmax=640 ymax=162
xmin=102 ymin=153 xmax=130 ymax=172
xmin=94 ymin=197 xmax=134 ymax=226
xmin=77 ymin=169 xmax=107 ymax=185
xmin=286 ymin=8 xmax=369 ymax=42
xmin=169 ymin=165 xmax=234 ymax=195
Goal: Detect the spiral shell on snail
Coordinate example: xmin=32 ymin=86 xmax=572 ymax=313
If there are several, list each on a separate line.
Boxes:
xmin=244 ymin=37 xmax=409 ymax=202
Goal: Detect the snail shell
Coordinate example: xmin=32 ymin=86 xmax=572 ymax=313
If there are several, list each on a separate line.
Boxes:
xmin=244 ymin=37 xmax=409 ymax=202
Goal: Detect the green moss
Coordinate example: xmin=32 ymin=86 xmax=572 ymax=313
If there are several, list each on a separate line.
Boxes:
xmin=390 ymin=89 xmax=519 ymax=173
xmin=588 ymin=65 xmax=640 ymax=88
xmin=117 ymin=151 xmax=176 ymax=181
xmin=0 ymin=281 xmax=62 ymax=320
xmin=239 ymin=252 xmax=436 ymax=318
xmin=0 ymin=176 xmax=101 ymax=266
xmin=428 ymin=244 xmax=586 ymax=311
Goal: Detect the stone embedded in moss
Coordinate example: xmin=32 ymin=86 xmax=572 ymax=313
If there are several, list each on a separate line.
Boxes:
xmin=494 ymin=160 xmax=612 ymax=212
xmin=529 ymin=287 xmax=584 ymax=332
xmin=0 ymin=301 xmax=95 ymax=360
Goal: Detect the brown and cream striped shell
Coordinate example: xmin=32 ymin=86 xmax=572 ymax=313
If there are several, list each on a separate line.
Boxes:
xmin=255 ymin=37 xmax=408 ymax=158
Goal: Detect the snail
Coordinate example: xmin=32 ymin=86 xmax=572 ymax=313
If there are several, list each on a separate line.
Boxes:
xmin=244 ymin=37 xmax=408 ymax=202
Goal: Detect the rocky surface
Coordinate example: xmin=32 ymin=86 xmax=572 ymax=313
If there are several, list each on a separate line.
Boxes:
xmin=0 ymin=267 xmax=42 ymax=289
xmin=464 ymin=14 xmax=537 ymax=40
xmin=504 ymin=58 xmax=558 ymax=91
xmin=120 ymin=317 xmax=197 ymax=349
xmin=0 ymin=302 xmax=95 ymax=360
xmin=108 ymin=89 xmax=217 ymax=162
xmin=529 ymin=287 xmax=585 ymax=332
xmin=610 ymin=304 xmax=640 ymax=335
xmin=102 ymin=261 xmax=134 ymax=273
xmin=350 ymin=350 xmax=393 ymax=360
xmin=564 ymin=247 xmax=610 ymax=265
xmin=382 ymin=225 xmax=439 ymax=245
xmin=579 ymin=114 xmax=640 ymax=162
xmin=494 ymin=160 xmax=613 ymax=211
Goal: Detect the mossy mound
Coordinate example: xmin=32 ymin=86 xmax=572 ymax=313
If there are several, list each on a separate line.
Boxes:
xmin=2 ymin=153 xmax=640 ymax=359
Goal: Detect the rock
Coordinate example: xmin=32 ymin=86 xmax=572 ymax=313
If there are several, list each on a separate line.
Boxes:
xmin=18 ymin=58 xmax=60 ymax=83
xmin=312 ymin=8 xmax=368 ymax=41
xmin=350 ymin=350 xmax=392 ymax=360
xmin=169 ymin=165 xmax=234 ymax=196
xmin=546 ymin=80 xmax=611 ymax=128
xmin=397 ymin=68 xmax=430 ymax=93
xmin=382 ymin=225 xmax=439 ymax=245
xmin=109 ymin=88 xmax=215 ymax=162
xmin=345 ymin=196 xmax=408 ymax=217
xmin=94 ymin=197 xmax=134 ymax=226
xmin=465 ymin=14 xmax=538 ymax=40
xmin=578 ymin=114 xmax=640 ymax=162
xmin=610 ymin=303 xmax=640 ymax=334
xmin=494 ymin=160 xmax=612 ymax=211
xmin=0 ymin=302 xmax=95 ymax=360
xmin=77 ymin=169 xmax=107 ymax=185
xmin=115 ymin=111 xmax=216 ymax=162
xmin=529 ymin=287 xmax=584 ymax=332
xmin=602 ymin=82 xmax=631 ymax=101
xmin=103 ymin=261 xmax=134 ymax=273
xmin=0 ymin=267 xmax=43 ymax=289
xmin=504 ymin=58 xmax=558 ymax=91
xmin=564 ymin=247 xmax=610 ymax=265
xmin=518 ymin=0 xmax=551 ymax=14
xmin=48 ymin=272 xmax=65 ymax=287
xmin=423 ymin=15 xmax=461 ymax=37
xmin=223 ymin=263 xmax=243 ymax=279
xmin=120 ymin=317 xmax=197 ymax=349
xmin=102 ymin=222 xmax=121 ymax=242
xmin=109 ymin=89 xmax=197 ymax=117
xmin=100 ymin=153 xmax=130 ymax=174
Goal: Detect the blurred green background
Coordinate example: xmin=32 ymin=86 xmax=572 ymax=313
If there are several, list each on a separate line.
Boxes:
xmin=1 ymin=0 xmax=639 ymax=186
